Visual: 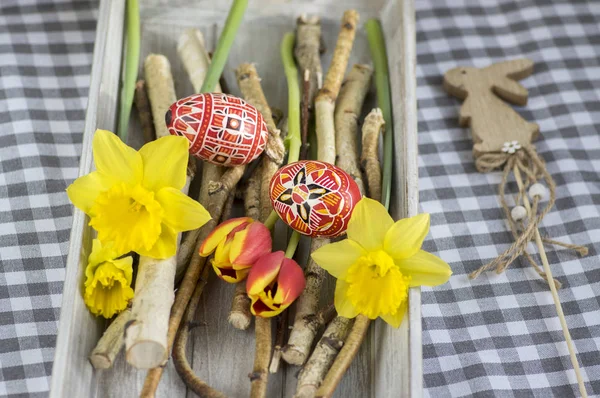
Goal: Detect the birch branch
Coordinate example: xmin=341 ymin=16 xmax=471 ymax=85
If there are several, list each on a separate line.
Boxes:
xmin=361 ymin=108 xmax=385 ymax=202
xmin=295 ymin=316 xmax=353 ymax=398
xmin=282 ymin=237 xmax=329 ymax=366
xmin=315 ymin=10 xmax=359 ymax=164
xmin=295 ymin=15 xmax=323 ymax=105
xmin=143 ymin=54 xmax=177 ymax=139
xmin=134 ymin=80 xmax=155 ymax=143
xmin=89 ymin=307 xmax=131 ymax=369
xmin=335 ymin=64 xmax=372 ymax=194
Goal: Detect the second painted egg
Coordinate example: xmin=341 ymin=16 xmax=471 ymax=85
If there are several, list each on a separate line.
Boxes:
xmin=166 ymin=93 xmax=268 ymax=166
xmin=269 ymin=160 xmax=362 ymax=238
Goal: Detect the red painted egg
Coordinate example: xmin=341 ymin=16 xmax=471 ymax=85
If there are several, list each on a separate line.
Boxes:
xmin=269 ymin=160 xmax=362 ymax=238
xmin=166 ymin=93 xmax=268 ymax=166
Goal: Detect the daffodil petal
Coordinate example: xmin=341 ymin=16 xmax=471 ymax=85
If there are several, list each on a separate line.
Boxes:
xmin=311 ymin=239 xmax=366 ymax=279
xmin=380 ymin=299 xmax=407 ymax=328
xmin=66 ymin=171 xmax=114 ymax=213
xmin=137 ymin=224 xmax=177 ymax=259
xmin=199 ymin=217 xmax=252 ymax=257
xmin=396 ymin=250 xmax=452 ymax=287
xmin=139 ymin=135 xmax=189 ymax=191
xmin=92 ymin=129 xmax=142 ymax=185
xmin=334 ymin=280 xmax=359 ymax=318
xmin=156 ymin=187 xmax=211 ymax=232
xmin=346 ymin=197 xmax=394 ymax=251
xmin=111 ymin=256 xmax=134 ymax=284
xmin=384 ymin=213 xmax=430 ymax=260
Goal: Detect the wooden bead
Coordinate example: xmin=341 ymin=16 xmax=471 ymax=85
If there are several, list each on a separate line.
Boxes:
xmin=528 ymin=183 xmax=548 ymax=201
xmin=269 ymin=160 xmax=362 ymax=238
xmin=166 ymin=93 xmax=268 ymax=166
xmin=511 ymin=205 xmax=527 ymax=221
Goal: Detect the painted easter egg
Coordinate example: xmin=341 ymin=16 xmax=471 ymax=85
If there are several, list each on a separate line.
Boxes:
xmin=166 ymin=93 xmax=268 ymax=166
xmin=269 ymin=160 xmax=362 ymax=238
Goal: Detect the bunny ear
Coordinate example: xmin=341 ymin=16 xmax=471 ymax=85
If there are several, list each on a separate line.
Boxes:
xmin=483 ymin=59 xmax=534 ymax=105
xmin=483 ymin=58 xmax=534 ymax=80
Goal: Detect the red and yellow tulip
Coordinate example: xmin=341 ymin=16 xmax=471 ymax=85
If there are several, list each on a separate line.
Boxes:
xmin=199 ymin=217 xmax=272 ymax=283
xmin=246 ymin=251 xmax=306 ymax=317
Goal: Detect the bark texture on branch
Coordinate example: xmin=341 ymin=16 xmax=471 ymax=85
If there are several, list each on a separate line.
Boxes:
xmin=144 ymin=54 xmax=177 ymax=139
xmin=134 ymin=80 xmax=155 ymax=143
xmin=335 ymin=64 xmax=372 ymax=194
xmin=361 ymin=108 xmax=385 ymax=202
xmin=315 ymin=316 xmax=370 ymax=398
xmin=89 ymin=308 xmax=131 ymax=369
xmin=315 ymin=10 xmax=359 ymax=165
xmin=295 ymin=15 xmax=323 ymax=105
xmin=295 ymin=316 xmax=353 ymax=398
xmin=178 ymin=28 xmax=222 ymax=93
xmin=250 ymin=317 xmax=272 ymax=398
xmin=282 ymin=237 xmax=329 ymax=366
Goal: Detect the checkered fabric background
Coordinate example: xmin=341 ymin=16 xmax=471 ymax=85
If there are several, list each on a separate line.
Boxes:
xmin=0 ymin=0 xmax=599 ymax=397
xmin=0 ymin=0 xmax=97 ymax=396
xmin=417 ymin=0 xmax=600 ymax=396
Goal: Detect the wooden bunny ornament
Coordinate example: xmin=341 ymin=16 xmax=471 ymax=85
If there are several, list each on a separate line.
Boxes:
xmin=443 ymin=58 xmax=539 ymax=158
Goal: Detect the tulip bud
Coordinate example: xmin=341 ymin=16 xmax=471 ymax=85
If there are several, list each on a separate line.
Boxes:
xmin=199 ymin=217 xmax=272 ymax=283
xmin=246 ymin=251 xmax=306 ymax=317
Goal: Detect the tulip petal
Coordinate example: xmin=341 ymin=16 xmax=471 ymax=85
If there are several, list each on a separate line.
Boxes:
xmin=230 ymin=222 xmax=272 ymax=268
xmin=66 ymin=171 xmax=115 ymax=214
xmin=274 ymin=258 xmax=306 ymax=305
xmin=199 ymin=217 xmax=252 ymax=256
xmin=250 ymin=295 xmax=288 ymax=317
xmin=380 ymin=299 xmax=407 ymax=328
xmin=92 ymin=129 xmax=142 ymax=186
xmin=139 ymin=135 xmax=189 ymax=191
xmin=346 ymin=197 xmax=393 ymax=251
xmin=213 ymin=261 xmax=249 ymax=283
xmin=384 ymin=213 xmax=430 ymax=260
xmin=156 ymin=187 xmax=211 ymax=232
xmin=137 ymin=224 xmax=177 ymax=259
xmin=396 ymin=250 xmax=452 ymax=287
xmin=311 ymin=239 xmax=365 ymax=279
xmin=334 ymin=280 xmax=359 ymax=318
xmin=246 ymin=251 xmax=284 ymax=296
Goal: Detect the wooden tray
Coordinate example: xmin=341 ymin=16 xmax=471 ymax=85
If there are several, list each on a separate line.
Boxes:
xmin=50 ymin=1 xmax=419 ymax=396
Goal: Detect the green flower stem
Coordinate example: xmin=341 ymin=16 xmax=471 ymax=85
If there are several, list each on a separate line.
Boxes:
xmin=264 ymin=211 xmax=279 ymax=230
xmin=117 ymin=0 xmax=140 ymax=142
xmin=366 ymin=19 xmax=393 ymax=210
xmin=264 ymin=32 xmax=303 ymax=233
xmin=285 ymin=231 xmax=301 ymax=259
xmin=200 ymin=0 xmax=248 ymax=93
xmin=281 ymin=32 xmax=302 ymax=164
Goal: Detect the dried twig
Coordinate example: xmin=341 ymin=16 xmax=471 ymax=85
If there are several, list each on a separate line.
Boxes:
xmin=269 ymin=311 xmax=288 ymax=374
xmin=89 ymin=307 xmax=131 ymax=369
xmin=134 ymin=80 xmax=155 ymax=143
xmin=315 ymin=316 xmax=370 ymax=398
xmin=295 ymin=316 xmax=353 ymax=398
xmin=282 ymin=238 xmax=330 ymax=366
xmin=315 ymin=10 xmax=359 ymax=164
xmin=361 ymin=108 xmax=385 ymax=202
xmin=335 ymin=64 xmax=372 ymax=194
xmin=250 ymin=317 xmax=272 ymax=398
xmin=143 ymin=54 xmax=177 ymax=139
xmin=178 ymin=28 xmax=223 ymax=93
xmin=172 ymin=262 xmax=226 ymax=398
xmin=295 ymin=15 xmax=323 ymax=104
xmin=300 ymin=70 xmax=311 ymax=160
xmin=229 ymin=282 xmax=252 ymax=330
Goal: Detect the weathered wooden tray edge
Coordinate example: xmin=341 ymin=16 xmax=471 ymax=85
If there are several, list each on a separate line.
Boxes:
xmin=50 ymin=0 xmax=420 ymax=397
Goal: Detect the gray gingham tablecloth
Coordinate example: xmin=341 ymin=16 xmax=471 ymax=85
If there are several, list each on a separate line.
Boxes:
xmin=0 ymin=0 xmax=599 ymax=397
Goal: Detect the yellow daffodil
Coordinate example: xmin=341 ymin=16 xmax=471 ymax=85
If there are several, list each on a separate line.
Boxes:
xmin=312 ymin=197 xmax=452 ymax=328
xmin=84 ymin=239 xmax=134 ymax=318
xmin=67 ymin=129 xmax=210 ymax=259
